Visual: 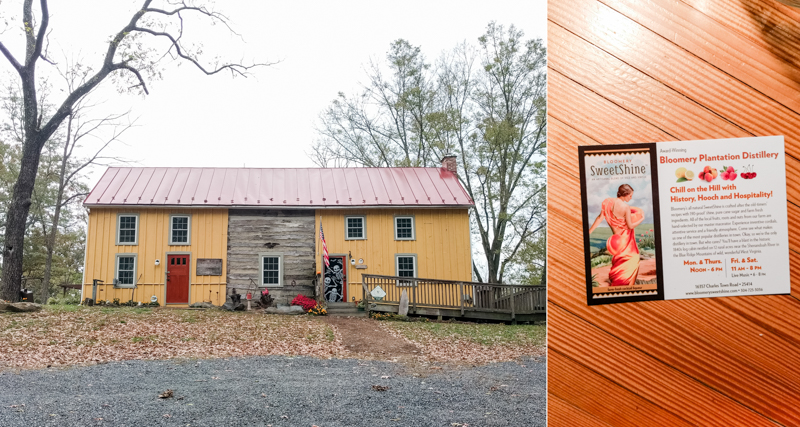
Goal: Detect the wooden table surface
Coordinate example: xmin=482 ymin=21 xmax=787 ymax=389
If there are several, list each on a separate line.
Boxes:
xmin=547 ymin=0 xmax=800 ymax=425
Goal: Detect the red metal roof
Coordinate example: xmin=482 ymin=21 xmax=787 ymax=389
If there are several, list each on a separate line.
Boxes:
xmin=84 ymin=167 xmax=474 ymax=208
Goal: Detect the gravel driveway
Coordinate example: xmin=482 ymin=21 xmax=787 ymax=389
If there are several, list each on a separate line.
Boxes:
xmin=0 ymin=355 xmax=545 ymax=426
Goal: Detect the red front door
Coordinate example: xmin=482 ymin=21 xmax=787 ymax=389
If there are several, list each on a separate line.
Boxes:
xmin=166 ymin=255 xmax=190 ymax=304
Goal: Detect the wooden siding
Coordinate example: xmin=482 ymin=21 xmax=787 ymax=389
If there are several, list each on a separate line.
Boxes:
xmin=316 ymin=209 xmax=472 ymax=300
xmin=548 ymin=0 xmax=800 ymax=425
xmin=226 ymin=210 xmax=316 ymax=304
xmin=82 ymin=208 xmax=228 ymax=306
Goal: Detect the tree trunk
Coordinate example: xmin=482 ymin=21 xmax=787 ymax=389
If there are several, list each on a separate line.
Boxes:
xmin=540 ymin=258 xmax=546 ymax=287
xmin=41 ymin=200 xmax=62 ymax=303
xmin=1 ymin=137 xmax=44 ymax=302
xmin=41 ymin=117 xmax=72 ymax=304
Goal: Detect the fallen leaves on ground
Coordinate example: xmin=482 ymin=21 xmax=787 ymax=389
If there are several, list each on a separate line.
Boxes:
xmin=372 ymin=385 xmax=390 ymax=391
xmin=377 ymin=321 xmax=545 ymax=364
xmin=0 ymin=306 xmax=543 ymax=370
xmin=158 ymin=389 xmax=173 ymax=399
xmin=0 ymin=306 xmax=344 ymax=370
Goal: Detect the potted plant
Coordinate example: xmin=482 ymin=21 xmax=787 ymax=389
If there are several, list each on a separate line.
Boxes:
xmin=356 ymin=300 xmax=365 ymax=311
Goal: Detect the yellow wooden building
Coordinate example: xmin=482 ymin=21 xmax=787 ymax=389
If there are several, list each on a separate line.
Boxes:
xmin=316 ymin=208 xmax=472 ymax=302
xmin=81 ymin=159 xmax=473 ymax=306
xmin=83 ymin=208 xmax=229 ymax=306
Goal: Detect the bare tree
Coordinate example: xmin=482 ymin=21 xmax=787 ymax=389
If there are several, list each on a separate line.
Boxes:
xmin=311 ymin=23 xmax=546 ymax=284
xmin=463 ymin=23 xmax=546 ymax=284
xmin=0 ymin=0 xmax=271 ymax=302
xmin=39 ymin=108 xmax=133 ymax=303
xmin=311 ymin=40 xmax=441 ymax=167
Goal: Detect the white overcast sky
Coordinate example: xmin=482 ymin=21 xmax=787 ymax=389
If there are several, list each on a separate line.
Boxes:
xmin=0 ymin=0 xmax=546 ymax=184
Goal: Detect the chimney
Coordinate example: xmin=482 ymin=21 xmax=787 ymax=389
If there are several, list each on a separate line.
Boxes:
xmin=441 ymin=155 xmax=457 ymax=174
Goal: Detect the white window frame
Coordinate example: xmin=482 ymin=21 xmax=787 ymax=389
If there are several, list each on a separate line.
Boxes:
xmin=114 ymin=253 xmax=138 ymax=288
xmin=394 ymin=215 xmax=416 ymax=241
xmin=116 ymin=213 xmax=139 ymax=246
xmin=344 ymin=215 xmax=367 ymax=240
xmin=395 ymin=253 xmax=418 ymax=287
xmin=260 ymin=253 xmax=284 ymax=287
xmin=169 ymin=214 xmax=192 ymax=245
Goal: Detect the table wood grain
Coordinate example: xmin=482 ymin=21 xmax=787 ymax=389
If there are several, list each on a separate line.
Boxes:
xmin=547 ymin=0 xmax=800 ymax=424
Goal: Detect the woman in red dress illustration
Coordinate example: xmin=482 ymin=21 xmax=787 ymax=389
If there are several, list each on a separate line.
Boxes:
xmin=588 ymin=184 xmax=644 ymax=286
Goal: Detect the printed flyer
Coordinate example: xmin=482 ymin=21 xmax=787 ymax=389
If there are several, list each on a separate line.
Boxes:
xmin=579 ymin=136 xmax=790 ymax=305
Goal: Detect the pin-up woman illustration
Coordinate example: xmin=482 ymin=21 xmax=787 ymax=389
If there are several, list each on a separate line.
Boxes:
xmin=588 ymin=184 xmax=645 ymax=286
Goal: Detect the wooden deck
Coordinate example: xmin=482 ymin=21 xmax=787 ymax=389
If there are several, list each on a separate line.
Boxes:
xmin=548 ymin=0 xmax=800 ymax=425
xmin=361 ymin=275 xmax=545 ymax=322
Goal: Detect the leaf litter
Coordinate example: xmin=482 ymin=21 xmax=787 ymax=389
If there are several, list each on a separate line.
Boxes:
xmin=0 ymin=307 xmax=543 ymax=370
xmin=0 ymin=308 xmax=345 ymax=370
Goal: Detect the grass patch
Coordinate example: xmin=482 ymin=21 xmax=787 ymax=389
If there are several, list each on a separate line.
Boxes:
xmin=591 ymin=255 xmax=612 ymax=268
xmin=387 ymin=321 xmax=546 ymax=347
xmin=132 ymin=335 xmax=159 ymax=343
xmin=181 ymin=313 xmax=200 ymax=323
xmin=43 ymin=304 xmax=82 ymax=313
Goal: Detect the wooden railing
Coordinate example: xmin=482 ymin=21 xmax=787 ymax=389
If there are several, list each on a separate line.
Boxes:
xmin=361 ymin=274 xmax=546 ymax=319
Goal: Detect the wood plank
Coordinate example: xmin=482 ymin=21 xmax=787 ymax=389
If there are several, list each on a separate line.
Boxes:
xmin=226 ymin=209 xmax=316 ymax=301
xmin=548 ymin=305 xmax=782 ymax=426
xmin=553 ymin=0 xmax=800 ymax=119
xmin=548 ymin=210 xmax=800 ymax=425
xmin=549 ymin=23 xmax=748 ymax=141
xmin=599 ymin=0 xmax=800 ymax=111
xmin=549 ymin=67 xmax=800 ymax=206
xmin=678 ymin=0 xmax=800 ymax=67
xmin=548 ymin=350 xmax=697 ymax=427
xmin=550 ymin=0 xmax=800 ymax=202
xmin=547 ymin=394 xmax=615 ymax=427
xmin=547 ymin=72 xmax=676 ymax=145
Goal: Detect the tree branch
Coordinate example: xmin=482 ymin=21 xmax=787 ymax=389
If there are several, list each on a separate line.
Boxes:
xmin=112 ymin=63 xmax=149 ymax=94
xmin=472 ymin=260 xmax=484 ymax=283
xmin=130 ymin=26 xmax=272 ymax=77
xmin=30 ymin=0 xmax=50 ymax=66
xmin=0 ymin=42 xmax=23 ymax=72
xmin=59 ymin=192 xmax=88 ymax=207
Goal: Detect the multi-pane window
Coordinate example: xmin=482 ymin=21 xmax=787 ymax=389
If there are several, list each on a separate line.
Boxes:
xmin=396 ymin=254 xmax=417 ymax=286
xmin=170 ymin=215 xmax=190 ymax=245
xmin=394 ymin=216 xmax=415 ymax=240
xmin=261 ymin=255 xmax=282 ymax=286
xmin=117 ymin=214 xmax=138 ymax=245
xmin=345 ymin=216 xmax=366 ymax=240
xmin=116 ymin=255 xmax=136 ymax=287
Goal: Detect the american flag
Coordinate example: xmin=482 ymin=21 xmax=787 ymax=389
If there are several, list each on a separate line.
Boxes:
xmin=320 ymin=223 xmax=329 ymax=268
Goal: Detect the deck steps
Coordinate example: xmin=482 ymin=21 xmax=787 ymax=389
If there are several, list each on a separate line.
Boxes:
xmin=326 ymin=302 xmax=367 ymax=317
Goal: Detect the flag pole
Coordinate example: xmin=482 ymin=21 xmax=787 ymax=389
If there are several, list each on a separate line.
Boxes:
xmin=318 ymin=215 xmax=321 ymax=300
xmin=319 ymin=215 xmax=325 ymax=301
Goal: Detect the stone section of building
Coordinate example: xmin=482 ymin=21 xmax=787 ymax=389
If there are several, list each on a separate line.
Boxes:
xmin=226 ymin=210 xmax=316 ymax=304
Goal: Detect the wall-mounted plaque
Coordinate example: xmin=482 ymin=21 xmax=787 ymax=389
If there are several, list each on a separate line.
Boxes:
xmin=196 ymin=258 xmax=223 ymax=276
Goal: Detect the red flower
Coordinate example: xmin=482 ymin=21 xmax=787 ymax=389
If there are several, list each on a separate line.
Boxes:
xmin=291 ymin=294 xmax=317 ymax=311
